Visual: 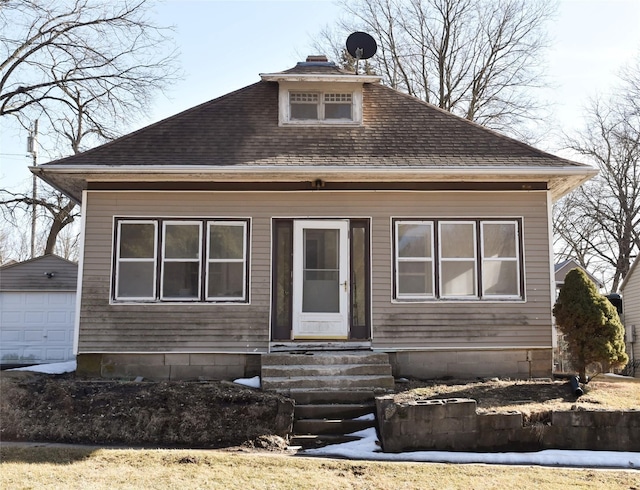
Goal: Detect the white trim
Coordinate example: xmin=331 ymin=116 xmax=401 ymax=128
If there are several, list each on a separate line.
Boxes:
xmin=110 ymin=217 xmax=251 ymax=304
xmin=34 ymin=164 xmax=597 ymax=178
xmin=547 ymin=191 xmax=558 ymax=350
xmin=394 ymin=220 xmax=435 ymax=300
xmin=439 ymin=220 xmax=478 ymax=299
xmin=114 ymin=220 xmax=158 ymax=301
xmin=480 ymin=220 xmax=521 ymax=299
xmin=260 ymin=72 xmax=381 ymax=83
xmin=160 ymin=221 xmax=202 ymax=301
xmin=206 ymin=220 xmax=248 ymax=301
xmin=292 ymin=219 xmax=350 ymax=340
xmin=73 ymin=190 xmax=88 ymax=356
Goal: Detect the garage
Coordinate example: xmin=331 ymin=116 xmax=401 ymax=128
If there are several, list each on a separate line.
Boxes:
xmin=0 ymin=255 xmax=77 ymax=366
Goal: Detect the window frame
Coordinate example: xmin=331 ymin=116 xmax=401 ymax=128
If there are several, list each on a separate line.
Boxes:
xmin=288 ymin=90 xmax=354 ymax=123
xmin=438 ymin=220 xmax=478 ymax=299
xmin=206 ymin=220 xmax=248 ymax=301
xmin=394 ymin=220 xmax=435 ymax=300
xmin=160 ymin=220 xmax=203 ymax=301
xmin=392 ymin=218 xmax=524 ymax=302
xmin=114 ymin=219 xmax=158 ymax=301
xmin=112 ymin=217 xmax=250 ymax=304
xmin=480 ymin=220 xmax=521 ymax=299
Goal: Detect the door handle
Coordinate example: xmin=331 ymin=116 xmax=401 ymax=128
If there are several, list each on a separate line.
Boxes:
xmin=341 ymin=280 xmax=348 ymax=292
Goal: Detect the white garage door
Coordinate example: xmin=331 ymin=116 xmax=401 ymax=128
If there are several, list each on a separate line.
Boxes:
xmin=0 ymin=291 xmax=76 ymax=364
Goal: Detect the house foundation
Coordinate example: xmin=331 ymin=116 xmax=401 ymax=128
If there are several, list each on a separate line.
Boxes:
xmin=76 ymin=353 xmax=261 ymax=380
xmin=388 ymin=348 xmax=552 ymax=380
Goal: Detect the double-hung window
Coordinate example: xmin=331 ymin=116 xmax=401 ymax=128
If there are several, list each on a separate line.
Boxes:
xmin=113 ymin=218 xmax=249 ymax=303
xmin=393 ymin=218 xmax=523 ymax=301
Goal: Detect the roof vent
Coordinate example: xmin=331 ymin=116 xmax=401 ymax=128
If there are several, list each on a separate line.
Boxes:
xmin=306 ymin=55 xmax=328 ymax=63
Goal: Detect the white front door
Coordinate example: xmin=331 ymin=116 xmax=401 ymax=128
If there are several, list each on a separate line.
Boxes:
xmin=292 ymin=220 xmax=349 ymax=339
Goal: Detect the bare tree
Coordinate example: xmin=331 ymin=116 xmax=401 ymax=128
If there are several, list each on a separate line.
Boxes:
xmin=313 ymin=0 xmax=555 ymax=139
xmin=0 ymin=0 xmax=179 ymax=260
xmin=554 ymin=76 xmax=640 ymax=291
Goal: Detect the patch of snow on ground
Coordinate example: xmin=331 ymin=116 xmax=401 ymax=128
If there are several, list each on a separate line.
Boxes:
xmin=8 ymin=360 xmax=77 ymax=375
xmin=233 ymin=376 xmax=261 ymax=388
xmin=303 ymin=428 xmax=640 ymax=469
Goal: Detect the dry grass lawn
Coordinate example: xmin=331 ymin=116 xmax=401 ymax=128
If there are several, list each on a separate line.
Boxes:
xmin=1 ymin=445 xmax=639 ymax=490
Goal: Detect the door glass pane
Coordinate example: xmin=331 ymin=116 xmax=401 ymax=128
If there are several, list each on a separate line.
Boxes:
xmin=303 ymin=228 xmax=339 ymax=312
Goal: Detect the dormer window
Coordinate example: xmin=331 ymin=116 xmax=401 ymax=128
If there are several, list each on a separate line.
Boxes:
xmin=290 ymin=92 xmax=353 ymax=121
xmin=261 ymin=58 xmax=380 ymax=126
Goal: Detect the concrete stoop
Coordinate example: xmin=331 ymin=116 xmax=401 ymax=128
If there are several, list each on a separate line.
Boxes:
xmin=261 ymin=351 xmax=394 ymax=449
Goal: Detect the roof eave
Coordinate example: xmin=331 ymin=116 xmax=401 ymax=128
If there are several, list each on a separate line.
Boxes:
xmin=31 ymin=164 xmax=597 ymax=203
xmin=260 ymin=73 xmax=381 ymax=84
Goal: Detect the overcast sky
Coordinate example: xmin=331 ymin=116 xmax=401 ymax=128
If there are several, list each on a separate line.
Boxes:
xmin=2 ymin=0 xmax=640 ymax=191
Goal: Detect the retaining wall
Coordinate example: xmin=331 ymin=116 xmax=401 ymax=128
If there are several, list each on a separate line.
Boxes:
xmin=375 ymin=396 xmax=640 ymax=452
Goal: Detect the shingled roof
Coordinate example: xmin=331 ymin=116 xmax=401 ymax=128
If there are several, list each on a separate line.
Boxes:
xmin=33 ymin=59 xmax=596 ymax=202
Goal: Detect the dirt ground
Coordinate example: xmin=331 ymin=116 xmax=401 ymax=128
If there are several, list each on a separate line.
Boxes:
xmin=1 ymin=371 xmax=638 ymax=449
xmin=0 ymin=371 xmax=292 ymax=450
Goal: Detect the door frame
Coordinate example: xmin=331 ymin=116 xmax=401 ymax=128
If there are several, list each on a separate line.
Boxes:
xmin=270 ymin=217 xmax=372 ymax=343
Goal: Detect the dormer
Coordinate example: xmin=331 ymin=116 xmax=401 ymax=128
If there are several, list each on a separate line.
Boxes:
xmin=260 ymin=55 xmax=381 ymax=126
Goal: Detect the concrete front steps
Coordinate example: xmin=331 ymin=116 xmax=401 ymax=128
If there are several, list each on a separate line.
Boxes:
xmin=261 ymin=351 xmax=394 ymax=449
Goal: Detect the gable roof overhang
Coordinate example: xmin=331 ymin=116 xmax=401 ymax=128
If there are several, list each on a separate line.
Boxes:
xmin=32 ymin=163 xmax=597 ymax=204
xmin=620 ymin=254 xmax=640 ymax=292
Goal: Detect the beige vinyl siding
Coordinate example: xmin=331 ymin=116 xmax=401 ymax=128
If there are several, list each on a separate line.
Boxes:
xmin=78 ymin=190 xmax=553 ymax=353
xmin=621 ymin=264 xmax=640 ymax=366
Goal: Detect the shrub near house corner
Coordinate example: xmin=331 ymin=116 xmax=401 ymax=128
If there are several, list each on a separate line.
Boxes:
xmin=553 ymin=268 xmax=628 ymax=382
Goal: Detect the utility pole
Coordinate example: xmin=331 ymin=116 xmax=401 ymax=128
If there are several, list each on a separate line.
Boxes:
xmin=27 ymin=119 xmax=38 ymax=259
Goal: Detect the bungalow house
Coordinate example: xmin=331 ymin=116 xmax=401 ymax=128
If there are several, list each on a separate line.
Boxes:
xmin=32 ymin=56 xmax=596 ymax=381
xmin=620 ymin=255 xmax=640 ymax=377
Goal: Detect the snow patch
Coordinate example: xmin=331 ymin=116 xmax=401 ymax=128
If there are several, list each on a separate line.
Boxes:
xmin=233 ymin=375 xmax=261 ymax=389
xmin=303 ymin=427 xmax=640 ymax=469
xmin=8 ymin=360 xmax=77 ymax=375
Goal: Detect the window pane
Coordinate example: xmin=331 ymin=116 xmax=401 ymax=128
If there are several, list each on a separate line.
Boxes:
xmin=398 ymin=223 xmax=431 ymax=258
xmin=483 ymin=261 xmax=518 ymax=295
xmin=162 ymin=262 xmax=199 ymax=298
xmin=120 ymin=223 xmax=155 ymax=258
xmin=325 ymin=103 xmax=352 ymax=119
xmin=210 ymin=224 xmax=244 ymax=259
xmin=441 ymin=261 xmax=476 ymax=296
xmin=291 ymin=103 xmax=318 ymax=120
xmin=398 ymin=261 xmax=433 ymax=295
xmin=441 ymin=223 xmax=475 ymax=258
xmin=165 ymin=224 xmax=200 ymax=259
xmin=117 ymin=262 xmax=154 ymax=298
xmin=208 ymin=262 xmax=244 ymax=298
xmin=483 ymin=223 xmax=516 ymax=257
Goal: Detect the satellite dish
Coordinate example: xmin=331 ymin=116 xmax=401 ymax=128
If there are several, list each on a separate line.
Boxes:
xmin=346 ymin=32 xmax=377 ymax=61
